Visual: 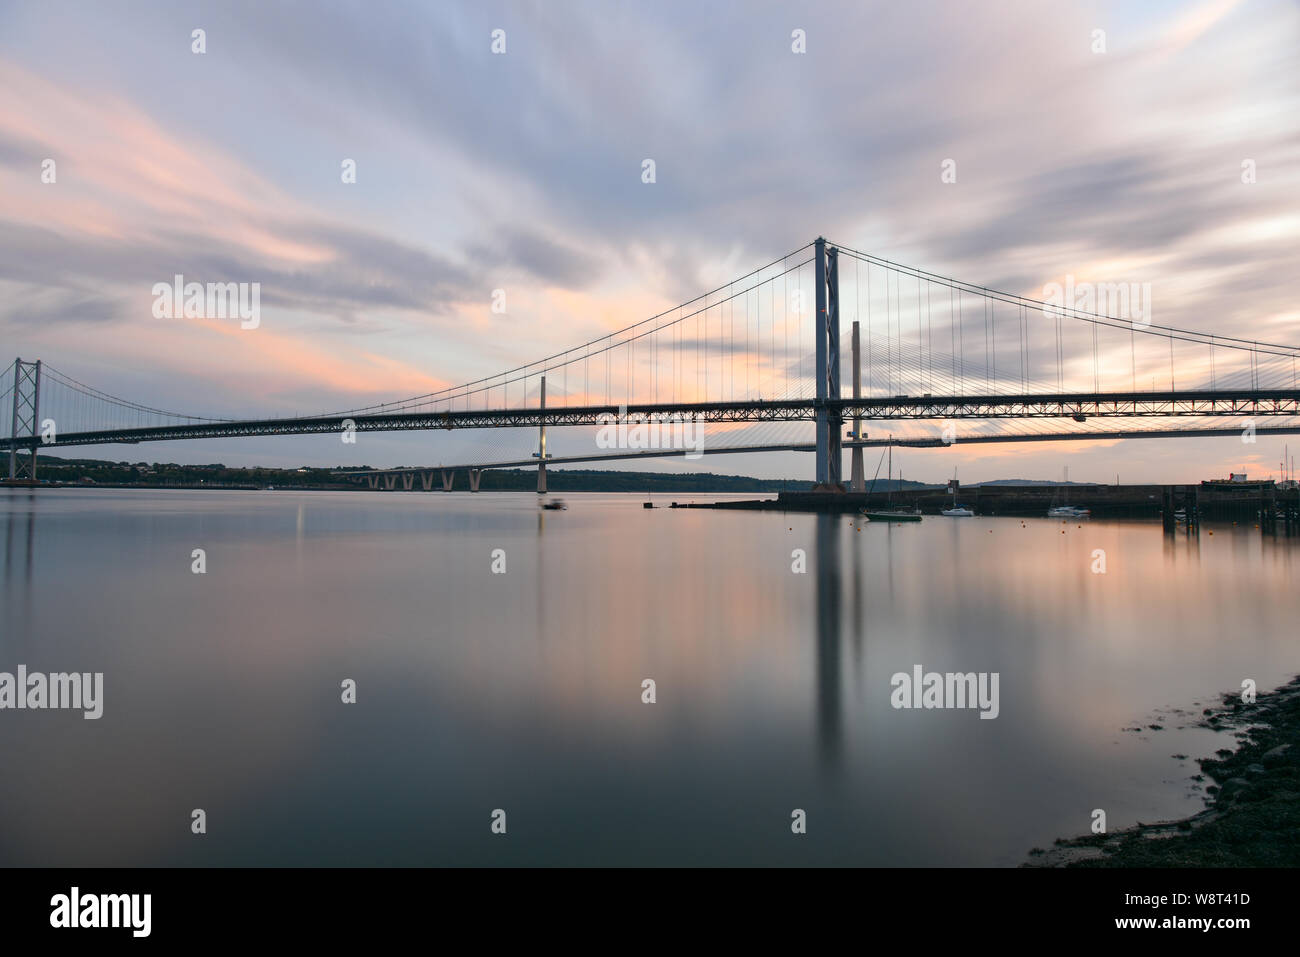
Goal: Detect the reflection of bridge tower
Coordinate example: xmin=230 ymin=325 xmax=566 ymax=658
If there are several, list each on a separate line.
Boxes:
xmin=813 ymin=239 xmax=842 ymax=488
xmin=814 ymin=513 xmax=843 ymax=765
xmin=533 ymin=374 xmax=550 ymax=493
xmin=7 ymin=359 xmax=41 ymax=482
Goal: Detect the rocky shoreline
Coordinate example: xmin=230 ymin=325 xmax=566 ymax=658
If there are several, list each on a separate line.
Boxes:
xmin=1028 ymin=675 xmax=1300 ymax=867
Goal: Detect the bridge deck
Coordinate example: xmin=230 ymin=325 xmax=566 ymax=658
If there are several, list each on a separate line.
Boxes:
xmin=4 ymin=389 xmax=1298 ymax=451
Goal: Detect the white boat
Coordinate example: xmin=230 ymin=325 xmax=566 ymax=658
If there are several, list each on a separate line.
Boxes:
xmin=1047 ymin=505 xmax=1090 ymax=518
xmin=1047 ymin=467 xmax=1089 ymax=518
xmin=942 ymin=469 xmax=973 ymax=516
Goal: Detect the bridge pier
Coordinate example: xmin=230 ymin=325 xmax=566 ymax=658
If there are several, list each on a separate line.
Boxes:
xmin=849 ymin=320 xmax=865 ymax=492
xmin=383 ymin=474 xmax=396 ymax=490
xmin=468 ymin=469 xmax=482 ymax=492
xmin=440 ymin=470 xmax=454 ymax=491
xmin=402 ymin=473 xmax=414 ymax=491
xmin=420 ymin=471 xmax=434 ymax=491
xmin=536 ymin=374 xmax=549 ymax=494
xmin=365 ymin=475 xmax=378 ymax=489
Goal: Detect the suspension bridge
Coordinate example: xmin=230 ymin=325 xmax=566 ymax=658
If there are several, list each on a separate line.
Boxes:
xmin=4 ymin=238 xmax=1299 ymax=490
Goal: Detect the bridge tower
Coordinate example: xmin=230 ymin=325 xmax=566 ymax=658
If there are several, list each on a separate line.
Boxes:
xmin=534 ymin=374 xmax=550 ymax=493
xmin=7 ymin=358 xmax=42 ymax=483
xmin=813 ymin=239 xmax=842 ymax=488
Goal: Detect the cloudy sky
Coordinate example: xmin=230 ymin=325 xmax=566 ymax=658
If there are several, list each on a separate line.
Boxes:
xmin=1 ymin=0 xmax=1297 ymax=482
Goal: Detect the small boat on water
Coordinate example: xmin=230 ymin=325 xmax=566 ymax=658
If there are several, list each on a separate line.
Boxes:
xmin=861 ymin=507 xmax=922 ymax=522
xmin=941 ymin=469 xmax=973 ymax=515
xmin=541 ymin=499 xmax=567 ymax=510
xmin=1047 ymin=466 xmax=1089 ymax=518
xmin=1047 ymin=505 xmax=1090 ymax=518
xmin=862 ymin=439 xmax=923 ymax=521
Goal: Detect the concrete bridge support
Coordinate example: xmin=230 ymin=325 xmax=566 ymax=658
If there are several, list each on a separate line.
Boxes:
xmin=536 ymin=374 xmax=549 ymax=494
xmin=441 ymin=470 xmax=454 ymax=491
xmin=420 ymin=471 xmax=434 ymax=491
xmin=850 ymin=321 xmax=865 ymax=492
xmin=366 ymin=475 xmax=378 ymax=489
xmin=383 ymin=474 xmax=396 ymax=490
xmin=468 ymin=469 xmax=483 ymax=492
xmin=402 ymin=473 xmax=414 ymax=490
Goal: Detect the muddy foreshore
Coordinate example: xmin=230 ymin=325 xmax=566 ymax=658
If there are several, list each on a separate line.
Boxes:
xmin=1027 ymin=676 xmax=1300 ymax=867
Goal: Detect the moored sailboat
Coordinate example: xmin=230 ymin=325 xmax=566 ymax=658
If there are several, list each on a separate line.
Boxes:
xmin=941 ymin=469 xmax=974 ymax=516
xmin=861 ymin=439 xmax=922 ymax=521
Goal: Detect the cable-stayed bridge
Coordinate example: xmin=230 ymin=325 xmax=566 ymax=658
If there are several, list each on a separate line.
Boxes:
xmin=4 ymin=238 xmax=1299 ymax=487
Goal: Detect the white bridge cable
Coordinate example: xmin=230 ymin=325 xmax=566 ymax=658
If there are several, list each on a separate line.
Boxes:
xmin=319 ymin=244 xmax=818 ymax=419
xmin=835 ymin=247 xmax=1299 ymax=398
xmin=40 ymin=364 xmax=230 ymax=427
xmin=830 ymin=243 xmax=1300 ymax=358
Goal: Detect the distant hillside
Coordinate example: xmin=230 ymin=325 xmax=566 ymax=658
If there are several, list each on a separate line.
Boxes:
xmin=30 ymin=454 xmax=942 ymax=493
xmin=972 ymin=479 xmax=1093 ymax=487
xmin=29 ymin=455 xmax=1082 ymax=493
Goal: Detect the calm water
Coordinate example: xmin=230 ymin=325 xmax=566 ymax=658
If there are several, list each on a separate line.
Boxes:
xmin=1 ymin=487 xmax=1296 ymax=866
